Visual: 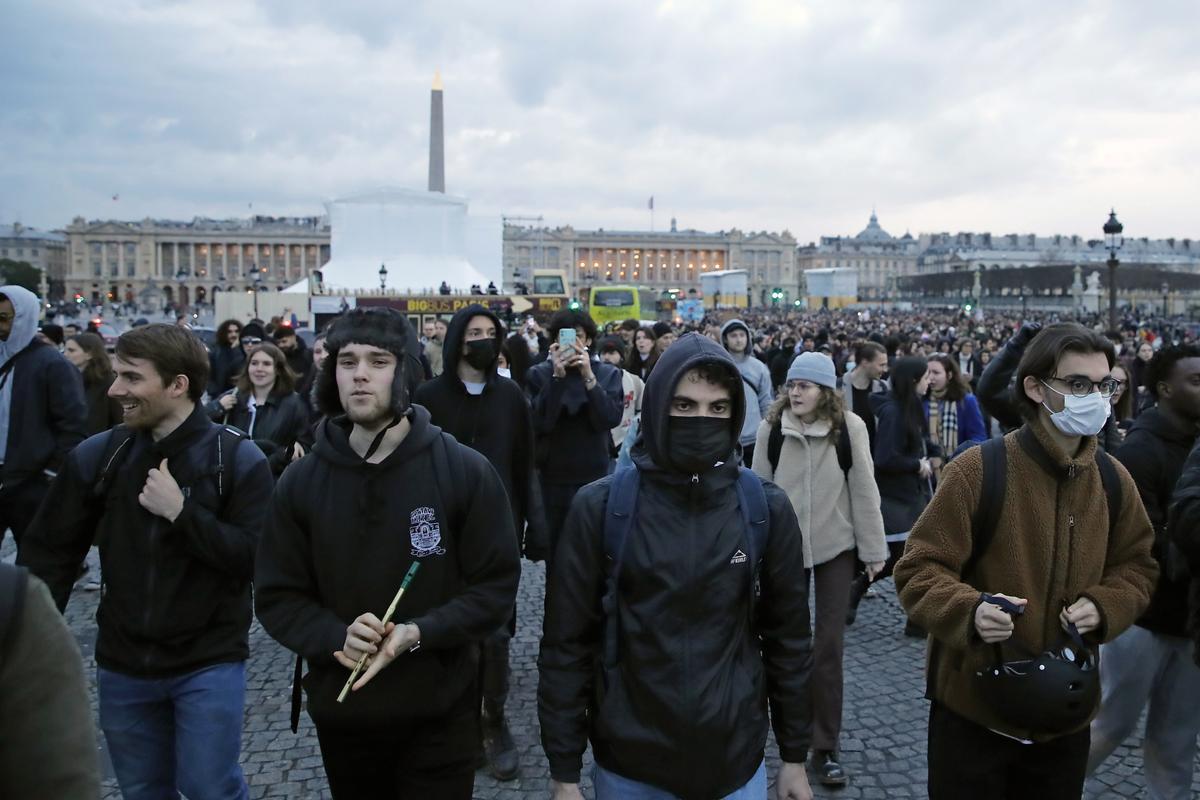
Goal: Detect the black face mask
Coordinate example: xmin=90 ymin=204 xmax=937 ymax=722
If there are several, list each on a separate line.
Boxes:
xmin=462 ymin=338 xmax=498 ymax=371
xmin=666 ymin=416 xmax=733 ymax=474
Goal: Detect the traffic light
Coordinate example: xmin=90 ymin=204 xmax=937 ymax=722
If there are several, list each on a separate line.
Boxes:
xmin=770 ymin=288 xmax=783 ymax=304
xmin=568 ymin=298 xmax=581 ymax=311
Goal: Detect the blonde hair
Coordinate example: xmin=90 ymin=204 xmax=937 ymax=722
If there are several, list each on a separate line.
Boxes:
xmin=766 ymin=384 xmax=845 ymax=433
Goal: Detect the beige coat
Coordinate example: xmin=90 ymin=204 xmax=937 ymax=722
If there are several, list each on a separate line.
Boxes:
xmin=754 ymin=409 xmax=887 ymax=569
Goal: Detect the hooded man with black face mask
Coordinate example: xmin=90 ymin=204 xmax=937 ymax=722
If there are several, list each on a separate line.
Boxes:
xmin=412 ymin=304 xmax=545 ymax=781
xmin=539 ymin=332 xmax=816 ymax=800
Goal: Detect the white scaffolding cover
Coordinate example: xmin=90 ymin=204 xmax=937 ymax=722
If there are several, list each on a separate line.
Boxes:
xmin=297 ymin=188 xmax=501 ymax=294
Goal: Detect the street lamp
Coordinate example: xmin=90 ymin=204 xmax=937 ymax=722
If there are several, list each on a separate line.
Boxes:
xmin=175 ymin=269 xmax=188 ymax=318
xmin=1162 ymin=280 xmax=1170 ymax=317
xmin=252 ymin=263 xmax=262 ymax=319
xmin=1104 ymin=210 xmax=1124 ymax=331
xmin=379 ymin=263 xmax=388 ymax=292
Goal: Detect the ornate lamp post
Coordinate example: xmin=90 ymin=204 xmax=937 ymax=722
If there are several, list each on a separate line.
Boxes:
xmin=252 ymin=263 xmax=262 ymax=319
xmin=379 ymin=263 xmax=388 ymax=292
xmin=1162 ymin=280 xmax=1170 ymax=317
xmin=1104 ymin=210 xmax=1124 ymax=331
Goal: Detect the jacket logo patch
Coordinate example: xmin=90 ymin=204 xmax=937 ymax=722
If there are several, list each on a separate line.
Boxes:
xmin=409 ymin=507 xmax=446 ymax=558
xmin=730 ymin=549 xmax=747 ymax=565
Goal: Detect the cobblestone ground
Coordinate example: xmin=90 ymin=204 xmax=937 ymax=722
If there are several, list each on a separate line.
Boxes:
xmin=5 ymin=542 xmax=1196 ymax=799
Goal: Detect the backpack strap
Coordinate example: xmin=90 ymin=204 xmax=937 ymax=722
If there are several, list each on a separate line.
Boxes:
xmin=1095 ymin=449 xmax=1122 ymax=537
xmin=927 ymin=436 xmax=1006 ymax=701
xmin=91 ymin=426 xmax=136 ymax=500
xmin=431 ymin=432 xmax=468 ymax=532
xmin=767 ymin=417 xmax=784 ymax=474
xmin=0 ymin=563 xmax=29 ymax=669
xmin=835 ymin=424 xmax=853 ymax=479
xmin=601 ymin=467 xmax=641 ymax=672
xmin=214 ymin=426 xmax=246 ymax=502
xmin=735 ymin=468 xmax=771 ymax=632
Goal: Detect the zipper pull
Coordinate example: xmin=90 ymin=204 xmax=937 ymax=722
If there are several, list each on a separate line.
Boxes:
xmin=1069 ymin=514 xmax=1075 ymax=528
xmin=1068 ymin=463 xmax=1076 ymax=478
xmin=691 ymin=473 xmax=700 ymax=484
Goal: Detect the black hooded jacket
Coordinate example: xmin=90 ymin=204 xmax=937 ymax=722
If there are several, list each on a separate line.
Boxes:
xmin=538 ymin=333 xmax=813 ymax=799
xmin=413 ymin=304 xmax=537 ymax=543
xmin=525 ymin=339 xmax=625 ymax=486
xmin=18 ymin=404 xmax=274 ymax=677
xmin=1113 ymin=406 xmax=1197 ymax=636
xmin=254 ymin=405 xmax=521 ymax=727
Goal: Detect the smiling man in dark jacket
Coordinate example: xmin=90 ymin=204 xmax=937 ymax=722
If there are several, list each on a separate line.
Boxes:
xmin=254 ymin=308 xmax=520 ymax=799
xmin=539 ymin=332 xmax=814 ymax=800
xmin=0 ymin=284 xmax=87 ymax=550
xmin=413 ymin=303 xmax=542 ymax=781
xmin=19 ymin=323 xmax=274 ymax=800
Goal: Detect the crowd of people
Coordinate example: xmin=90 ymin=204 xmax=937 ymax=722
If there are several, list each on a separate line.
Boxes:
xmin=2 ymin=275 xmax=1199 ymax=799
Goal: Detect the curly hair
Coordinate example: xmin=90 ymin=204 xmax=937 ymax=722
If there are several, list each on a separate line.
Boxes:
xmin=766 ymin=383 xmax=845 ymax=433
xmin=1146 ymin=343 xmax=1200 ymax=400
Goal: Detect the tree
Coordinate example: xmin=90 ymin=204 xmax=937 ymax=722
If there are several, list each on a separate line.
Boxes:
xmin=0 ymin=259 xmax=42 ymax=294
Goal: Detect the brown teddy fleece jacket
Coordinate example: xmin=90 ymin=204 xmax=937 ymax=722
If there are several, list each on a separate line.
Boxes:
xmin=894 ymin=416 xmax=1158 ymax=741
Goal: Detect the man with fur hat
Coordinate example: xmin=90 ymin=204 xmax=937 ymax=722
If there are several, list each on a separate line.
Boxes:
xmin=254 ymin=307 xmax=521 ymax=798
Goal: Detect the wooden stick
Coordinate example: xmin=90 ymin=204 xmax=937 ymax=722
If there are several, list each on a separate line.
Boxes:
xmin=336 ymin=561 xmax=421 ymax=703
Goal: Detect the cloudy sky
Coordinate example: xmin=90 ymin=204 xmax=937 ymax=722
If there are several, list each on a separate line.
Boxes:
xmin=3 ymin=0 xmax=1198 ymax=243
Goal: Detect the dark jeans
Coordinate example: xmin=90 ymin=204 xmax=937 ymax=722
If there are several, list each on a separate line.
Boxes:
xmin=0 ymin=476 xmax=49 ymax=550
xmin=315 ymin=697 xmax=479 ymax=799
xmin=98 ymin=662 xmax=249 ymax=800
xmin=812 ymin=549 xmax=856 ymax=752
xmin=928 ymin=702 xmax=1090 ymax=800
xmin=541 ymin=479 xmax=588 ymax=566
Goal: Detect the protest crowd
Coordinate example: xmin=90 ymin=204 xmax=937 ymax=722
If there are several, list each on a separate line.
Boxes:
xmin=5 ymin=277 xmax=1200 ymax=800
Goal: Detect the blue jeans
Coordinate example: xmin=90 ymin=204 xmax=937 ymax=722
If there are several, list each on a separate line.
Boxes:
xmin=594 ymin=760 xmax=767 ymax=799
xmin=98 ymin=661 xmax=249 ymax=800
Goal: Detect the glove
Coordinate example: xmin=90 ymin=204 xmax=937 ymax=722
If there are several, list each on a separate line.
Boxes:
xmin=1011 ymin=322 xmax=1042 ymax=349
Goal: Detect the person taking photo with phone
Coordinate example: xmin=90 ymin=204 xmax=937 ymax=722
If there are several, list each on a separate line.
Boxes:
xmin=525 ymin=309 xmax=624 ymax=565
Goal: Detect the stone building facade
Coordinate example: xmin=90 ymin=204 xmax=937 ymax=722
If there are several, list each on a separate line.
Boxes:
xmin=0 ymin=223 xmax=68 ymax=297
xmin=795 ymin=212 xmax=920 ymax=301
xmin=504 ymin=219 xmax=798 ymax=306
xmin=64 ymin=215 xmax=331 ymax=307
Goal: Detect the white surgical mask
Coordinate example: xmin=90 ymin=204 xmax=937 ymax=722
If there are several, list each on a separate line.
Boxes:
xmin=1041 ymin=382 xmax=1111 ymax=437
xmin=497 ymin=367 xmax=512 ymax=379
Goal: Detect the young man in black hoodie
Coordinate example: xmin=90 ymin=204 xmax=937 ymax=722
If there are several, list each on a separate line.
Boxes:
xmin=254 ymin=308 xmax=521 ymax=799
xmin=412 ymin=303 xmax=544 ymax=781
xmin=525 ymin=309 xmax=624 ymax=563
xmin=539 ymin=333 xmax=815 ymax=800
xmin=19 ymin=323 xmax=274 ymax=800
xmin=1086 ymin=344 xmax=1200 ymax=797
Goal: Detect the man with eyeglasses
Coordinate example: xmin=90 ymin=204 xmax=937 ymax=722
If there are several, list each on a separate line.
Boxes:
xmin=1086 ymin=344 xmax=1200 ymax=799
xmin=895 ymin=323 xmax=1157 ymax=799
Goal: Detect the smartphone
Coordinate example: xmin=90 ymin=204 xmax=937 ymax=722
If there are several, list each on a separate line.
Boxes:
xmin=558 ymin=328 xmax=577 ymax=349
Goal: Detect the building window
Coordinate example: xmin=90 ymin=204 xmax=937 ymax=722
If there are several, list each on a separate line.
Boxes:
xmin=92 ymin=261 xmax=102 ymax=277
xmin=31 ymin=249 xmax=38 ymax=257
xmin=126 ymin=262 xmax=136 ymax=277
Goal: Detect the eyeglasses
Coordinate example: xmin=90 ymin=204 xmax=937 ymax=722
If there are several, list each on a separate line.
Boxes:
xmin=785 ymin=380 xmax=821 ymax=392
xmin=1044 ymin=375 xmax=1122 ymax=399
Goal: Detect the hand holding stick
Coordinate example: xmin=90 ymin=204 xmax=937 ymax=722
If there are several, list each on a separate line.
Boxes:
xmin=336 ymin=562 xmax=420 ymax=703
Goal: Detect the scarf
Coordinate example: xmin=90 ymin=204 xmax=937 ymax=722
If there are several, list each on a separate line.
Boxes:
xmin=928 ymin=395 xmax=959 ymax=454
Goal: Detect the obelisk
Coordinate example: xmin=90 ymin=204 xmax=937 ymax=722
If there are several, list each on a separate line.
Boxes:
xmin=428 ymin=71 xmax=445 ymax=193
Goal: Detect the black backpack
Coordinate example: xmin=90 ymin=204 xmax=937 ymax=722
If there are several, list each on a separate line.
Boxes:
xmin=925 ymin=434 xmax=1121 ymax=700
xmin=766 ymin=416 xmax=853 ymax=478
xmin=91 ymin=423 xmax=246 ymax=503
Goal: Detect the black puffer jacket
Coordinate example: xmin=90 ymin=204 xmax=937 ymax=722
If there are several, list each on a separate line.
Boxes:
xmin=538 ymin=333 xmax=813 ymax=799
xmin=207 ymin=345 xmax=246 ymax=398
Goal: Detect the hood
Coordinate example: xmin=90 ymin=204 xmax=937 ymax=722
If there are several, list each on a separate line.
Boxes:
xmin=0 ymin=285 xmax=41 ymax=365
xmin=441 ymin=303 xmax=504 ymax=378
xmin=869 ymin=390 xmax=896 ymax=415
xmin=1126 ymin=405 xmax=1196 ymax=448
xmin=633 ymin=332 xmax=745 ymax=474
xmin=311 ymin=404 xmax=442 ymax=469
xmin=720 ymin=318 xmax=751 ymax=351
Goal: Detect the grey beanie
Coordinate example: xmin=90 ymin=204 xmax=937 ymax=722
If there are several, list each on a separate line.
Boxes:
xmin=786 ymin=351 xmax=837 ymax=389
